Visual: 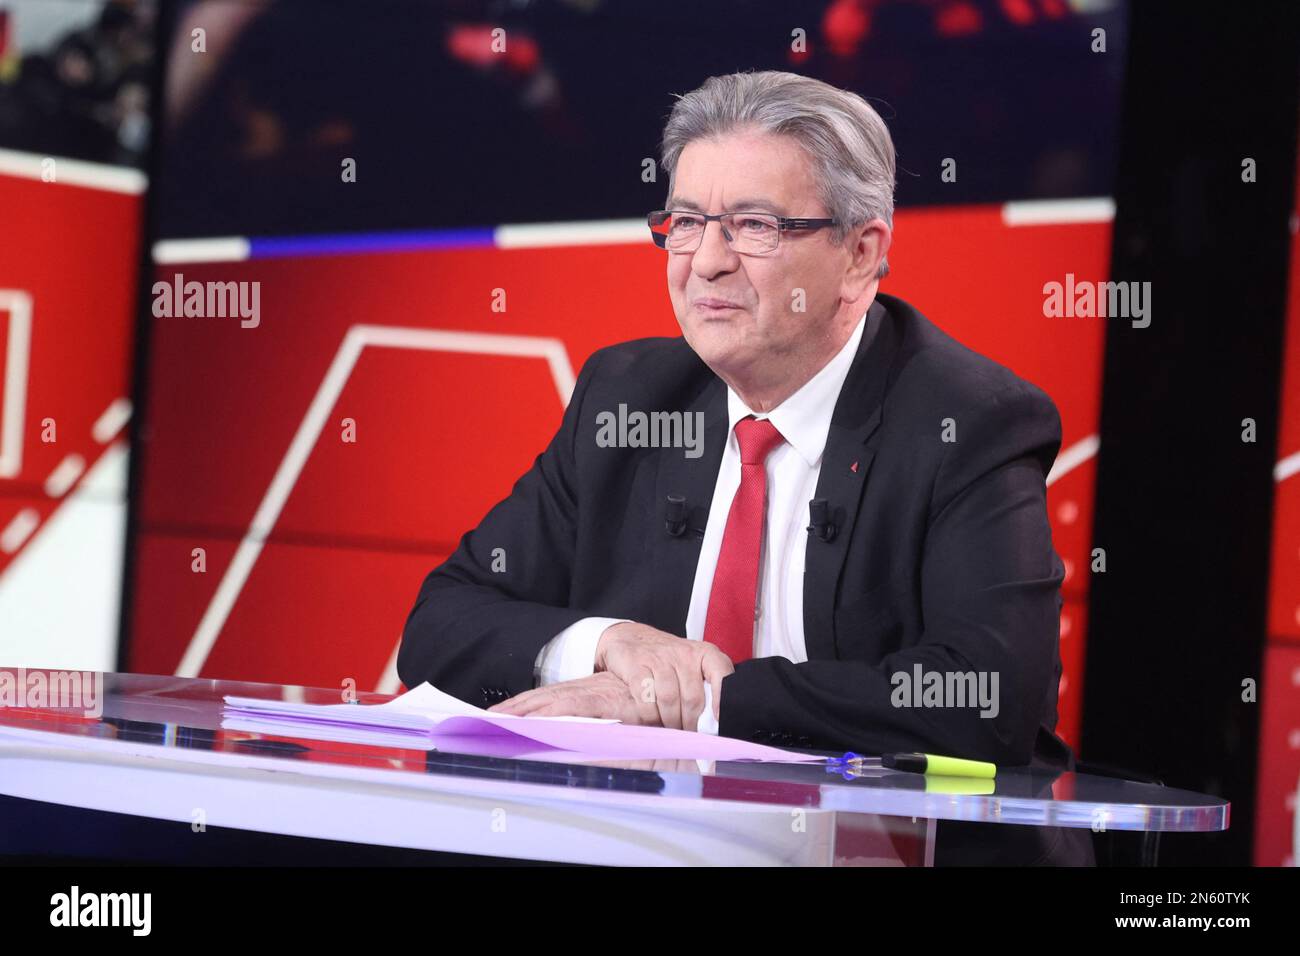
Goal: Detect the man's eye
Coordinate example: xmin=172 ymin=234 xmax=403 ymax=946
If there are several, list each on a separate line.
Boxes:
xmin=672 ymin=217 xmax=703 ymax=230
xmin=739 ymin=217 xmax=775 ymax=232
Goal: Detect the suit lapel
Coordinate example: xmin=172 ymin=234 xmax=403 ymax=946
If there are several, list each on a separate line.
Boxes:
xmin=803 ymin=298 xmax=901 ymax=661
xmin=648 ymin=373 xmax=729 ymax=635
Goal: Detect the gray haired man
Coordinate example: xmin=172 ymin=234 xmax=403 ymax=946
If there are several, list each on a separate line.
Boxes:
xmin=401 ymin=71 xmax=1092 ymax=865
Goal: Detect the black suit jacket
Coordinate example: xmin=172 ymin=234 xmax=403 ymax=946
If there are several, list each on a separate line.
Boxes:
xmin=399 ymin=291 xmax=1077 ymax=774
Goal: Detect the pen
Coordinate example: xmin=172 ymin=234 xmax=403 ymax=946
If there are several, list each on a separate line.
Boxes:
xmin=834 ymin=751 xmax=997 ymax=779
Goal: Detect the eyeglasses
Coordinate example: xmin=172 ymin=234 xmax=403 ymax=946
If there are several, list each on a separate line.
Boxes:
xmin=647 ymin=209 xmax=838 ymax=256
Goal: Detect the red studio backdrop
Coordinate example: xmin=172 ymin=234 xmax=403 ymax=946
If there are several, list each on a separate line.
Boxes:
xmin=0 ymin=171 xmax=139 ymax=573
xmin=128 ymin=204 xmax=1110 ymax=756
xmin=0 ymin=162 xmax=143 ymax=673
xmin=1253 ymin=151 xmax=1300 ymax=866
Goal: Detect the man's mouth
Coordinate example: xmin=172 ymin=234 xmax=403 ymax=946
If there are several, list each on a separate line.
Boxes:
xmin=693 ymin=298 xmax=745 ymax=314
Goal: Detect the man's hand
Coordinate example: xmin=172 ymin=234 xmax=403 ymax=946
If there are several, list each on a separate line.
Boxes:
xmin=592 ymin=621 xmax=734 ymax=730
xmin=486 ymin=671 xmax=652 ymax=724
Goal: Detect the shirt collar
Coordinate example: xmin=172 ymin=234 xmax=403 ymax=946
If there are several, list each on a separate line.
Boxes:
xmin=725 ymin=307 xmax=877 ymax=468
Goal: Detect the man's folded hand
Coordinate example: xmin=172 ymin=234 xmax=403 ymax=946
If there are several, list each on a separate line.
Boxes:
xmin=593 ymin=621 xmax=734 ymax=730
xmin=487 ymin=622 xmax=735 ymax=729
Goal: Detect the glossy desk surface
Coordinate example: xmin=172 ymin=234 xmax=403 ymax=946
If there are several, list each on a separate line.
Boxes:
xmin=0 ymin=670 xmax=1228 ymax=834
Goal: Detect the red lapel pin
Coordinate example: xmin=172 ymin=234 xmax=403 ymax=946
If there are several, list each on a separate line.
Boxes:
xmin=850 ymin=460 xmax=859 ymax=473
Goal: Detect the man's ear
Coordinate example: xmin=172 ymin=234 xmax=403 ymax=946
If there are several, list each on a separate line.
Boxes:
xmin=842 ymin=218 xmax=892 ymax=300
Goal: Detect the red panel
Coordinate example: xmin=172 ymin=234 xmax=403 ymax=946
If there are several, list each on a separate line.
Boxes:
xmin=1253 ymin=644 xmax=1300 ymax=866
xmin=0 ymin=173 xmax=140 ymax=576
xmin=1255 ymin=147 xmax=1300 ymax=864
xmin=1048 ymin=454 xmax=1097 ymax=601
xmin=887 ymin=205 xmax=1108 ymax=460
xmin=1267 ymin=213 xmax=1300 ymax=643
xmin=204 ymin=539 xmax=446 ymax=688
xmin=136 ymin=247 xmax=676 ymax=537
xmin=1057 ymin=597 xmax=1086 ymax=754
xmin=127 ymin=531 xmax=240 ymax=678
xmin=274 ymin=348 xmax=564 ymax=549
xmin=129 ymin=529 xmax=445 ymax=687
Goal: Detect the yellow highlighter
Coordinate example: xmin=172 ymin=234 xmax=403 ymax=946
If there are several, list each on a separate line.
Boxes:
xmin=834 ymin=751 xmax=998 ymax=779
xmin=882 ymin=752 xmax=997 ymax=778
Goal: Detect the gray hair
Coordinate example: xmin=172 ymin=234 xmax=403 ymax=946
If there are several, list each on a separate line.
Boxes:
xmin=660 ymin=70 xmax=896 ymax=279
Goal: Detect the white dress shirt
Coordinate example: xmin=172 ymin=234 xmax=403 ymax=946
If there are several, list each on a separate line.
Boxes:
xmin=534 ymin=308 xmax=877 ymax=734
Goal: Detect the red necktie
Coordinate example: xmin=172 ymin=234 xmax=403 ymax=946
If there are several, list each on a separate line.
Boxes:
xmin=703 ymin=416 xmax=786 ymax=664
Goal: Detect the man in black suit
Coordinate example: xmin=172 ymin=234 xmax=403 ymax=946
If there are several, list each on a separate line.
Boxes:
xmin=398 ymin=70 xmax=1093 ymax=865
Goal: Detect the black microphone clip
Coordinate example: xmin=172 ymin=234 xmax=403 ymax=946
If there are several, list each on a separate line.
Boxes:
xmin=664 ymin=494 xmax=688 ymax=537
xmin=807 ymin=498 xmax=837 ymax=542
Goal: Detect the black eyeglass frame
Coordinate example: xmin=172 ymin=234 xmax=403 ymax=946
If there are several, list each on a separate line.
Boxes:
xmin=646 ymin=209 xmax=839 ymax=253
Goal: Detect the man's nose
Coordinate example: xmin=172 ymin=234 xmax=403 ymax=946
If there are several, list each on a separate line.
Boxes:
xmin=691 ymin=218 xmax=737 ymax=277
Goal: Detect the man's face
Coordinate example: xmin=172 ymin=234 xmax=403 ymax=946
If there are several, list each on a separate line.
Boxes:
xmin=666 ymin=129 xmax=853 ymax=383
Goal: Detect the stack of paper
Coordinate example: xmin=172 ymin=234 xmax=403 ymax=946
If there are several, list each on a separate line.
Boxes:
xmin=222 ymin=682 xmax=826 ymax=763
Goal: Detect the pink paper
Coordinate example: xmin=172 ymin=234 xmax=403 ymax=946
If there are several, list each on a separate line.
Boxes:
xmin=432 ymin=714 xmax=825 ymax=763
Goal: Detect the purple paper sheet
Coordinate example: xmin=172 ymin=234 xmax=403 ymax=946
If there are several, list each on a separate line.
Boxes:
xmin=431 ymin=715 xmax=826 ymax=762
xmin=223 ymin=688 xmax=828 ymax=763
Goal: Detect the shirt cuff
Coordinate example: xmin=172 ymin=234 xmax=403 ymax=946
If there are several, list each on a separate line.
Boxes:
xmin=696 ymin=682 xmax=719 ymax=734
xmin=534 ymin=617 xmax=631 ymax=687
